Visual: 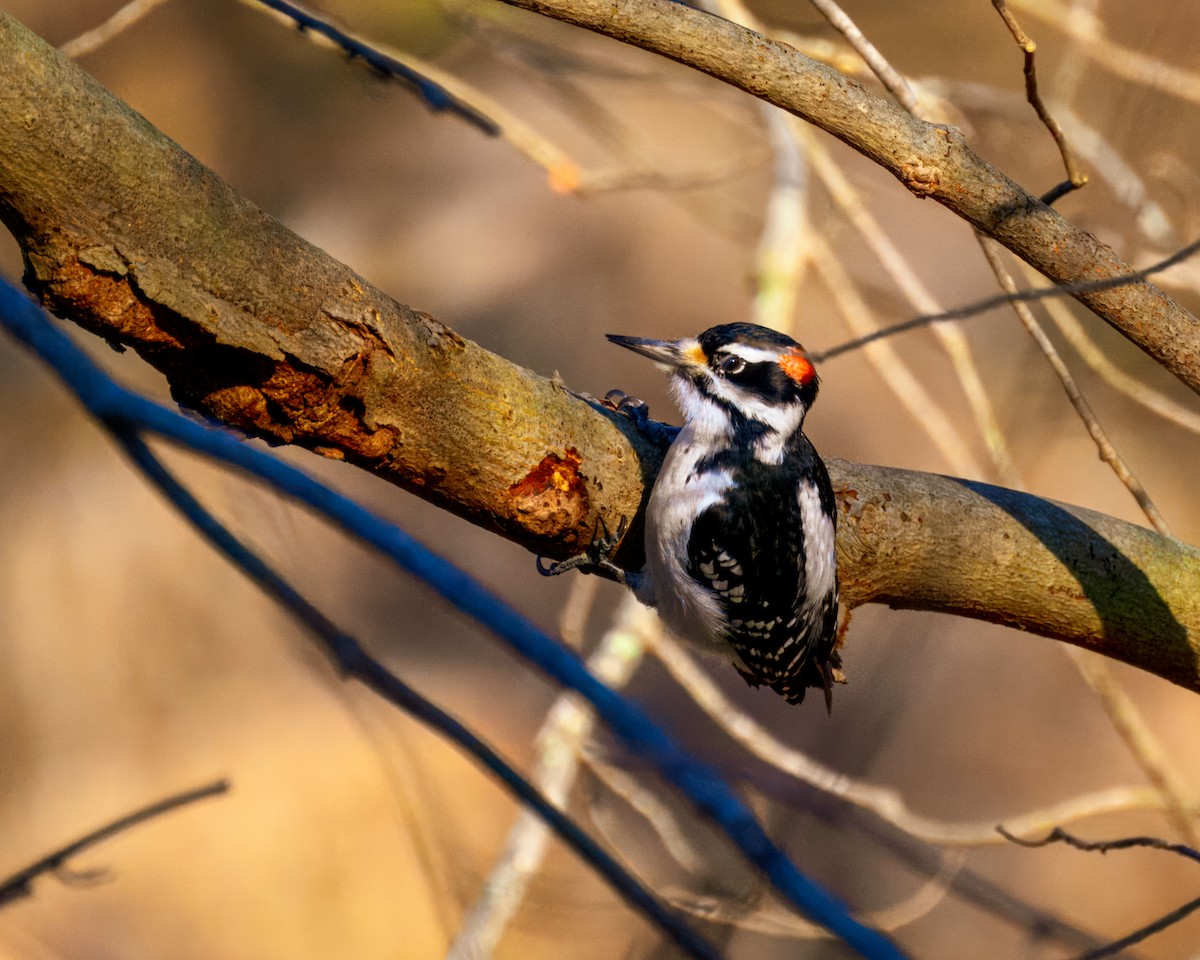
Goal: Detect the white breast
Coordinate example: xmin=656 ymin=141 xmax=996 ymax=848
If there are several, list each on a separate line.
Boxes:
xmin=636 ymin=425 xmax=732 ymax=651
xmin=797 ymin=480 xmax=836 ymax=612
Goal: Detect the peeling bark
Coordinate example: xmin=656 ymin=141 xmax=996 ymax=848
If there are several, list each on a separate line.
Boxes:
xmin=0 ymin=11 xmax=657 ymax=565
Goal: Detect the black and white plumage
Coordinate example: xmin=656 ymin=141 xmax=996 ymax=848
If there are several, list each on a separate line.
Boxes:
xmin=552 ymin=322 xmax=842 ymax=709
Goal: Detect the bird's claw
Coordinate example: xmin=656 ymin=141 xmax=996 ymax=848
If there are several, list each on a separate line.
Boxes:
xmin=536 ymin=515 xmax=630 ymax=583
xmin=602 ymin=389 xmax=650 ymax=424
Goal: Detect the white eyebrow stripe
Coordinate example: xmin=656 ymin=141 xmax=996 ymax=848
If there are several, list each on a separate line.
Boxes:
xmin=718 ymin=344 xmax=784 ymax=364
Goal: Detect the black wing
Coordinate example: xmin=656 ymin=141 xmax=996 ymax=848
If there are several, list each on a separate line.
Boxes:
xmin=685 ymin=453 xmax=839 ymax=706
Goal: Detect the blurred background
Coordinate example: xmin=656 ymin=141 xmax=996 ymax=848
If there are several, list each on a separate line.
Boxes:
xmin=2 ymin=0 xmax=1200 ymax=957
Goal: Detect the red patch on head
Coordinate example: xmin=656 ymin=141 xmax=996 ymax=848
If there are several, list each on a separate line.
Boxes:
xmin=779 ymin=348 xmax=816 ymax=385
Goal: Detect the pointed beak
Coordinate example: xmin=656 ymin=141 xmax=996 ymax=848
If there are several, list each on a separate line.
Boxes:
xmin=606 ymin=334 xmax=703 ymax=371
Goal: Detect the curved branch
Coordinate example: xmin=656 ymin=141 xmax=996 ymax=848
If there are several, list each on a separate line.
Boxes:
xmin=0 ymin=10 xmax=657 ymax=565
xmin=494 ymin=0 xmax=1200 ymax=396
xmin=832 ymin=461 xmax=1200 ymax=691
xmin=1 ymin=11 xmax=1198 ymax=690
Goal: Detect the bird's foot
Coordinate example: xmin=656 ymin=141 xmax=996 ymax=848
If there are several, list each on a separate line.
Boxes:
xmin=537 ymin=515 xmax=630 ymax=584
xmin=601 ymin=389 xmax=651 ymax=425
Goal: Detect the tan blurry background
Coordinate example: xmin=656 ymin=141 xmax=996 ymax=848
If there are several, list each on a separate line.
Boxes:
xmin=2 ymin=1 xmax=1200 ymax=957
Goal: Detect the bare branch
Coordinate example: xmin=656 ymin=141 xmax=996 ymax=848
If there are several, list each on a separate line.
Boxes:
xmin=244 ymin=0 xmax=500 ymax=133
xmin=814 ymin=238 xmax=1200 ymax=362
xmin=805 ymin=0 xmax=919 ymax=111
xmin=975 ymin=236 xmax=1171 ymax=535
xmin=1062 ymin=648 xmax=1200 ymax=847
xmin=1011 ymin=0 xmax=1200 ymax=106
xmin=798 ymin=125 xmax=1010 ymax=480
xmin=1044 ymin=291 xmax=1200 ymax=436
xmin=810 ymin=234 xmax=984 ymax=477
xmin=917 ymin=80 xmax=1175 ymax=245
xmin=999 ymin=825 xmax=1200 ymax=958
xmin=3 ymin=12 xmax=1200 ymax=690
xmin=651 ymin=632 xmax=1181 ymax=845
xmin=999 ymin=825 xmax=1200 ymax=864
xmin=59 ymin=0 xmax=173 ymax=58
xmin=0 ymin=780 xmax=229 ymax=908
xmin=836 ymin=461 xmax=1200 ymax=690
xmin=975 ymin=238 xmax=1197 ymax=846
xmin=1076 ymin=897 xmax=1200 ymax=960
xmin=0 ymin=10 xmax=658 ymax=568
xmin=492 ymin=0 xmax=1200 ymax=395
xmin=449 ymin=596 xmax=653 ymax=958
xmin=991 ymin=0 xmax=1088 ymax=201
xmin=654 ymin=853 xmax=963 ymax=938
xmin=709 ymin=0 xmax=1000 ymax=480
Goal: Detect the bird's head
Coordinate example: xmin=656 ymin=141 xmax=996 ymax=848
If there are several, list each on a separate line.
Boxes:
xmin=606 ymin=323 xmax=819 ymax=445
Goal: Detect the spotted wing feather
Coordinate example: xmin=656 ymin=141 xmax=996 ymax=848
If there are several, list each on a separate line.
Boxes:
xmin=684 ymin=452 xmax=839 ymax=705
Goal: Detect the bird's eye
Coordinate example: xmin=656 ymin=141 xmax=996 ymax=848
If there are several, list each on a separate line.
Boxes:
xmin=719 ymin=355 xmax=746 ymax=377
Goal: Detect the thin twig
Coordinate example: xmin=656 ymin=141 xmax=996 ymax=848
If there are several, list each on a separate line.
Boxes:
xmin=991 ymin=0 xmax=1088 ymax=202
xmin=244 ymin=0 xmax=764 ymax=196
xmin=918 ymin=80 xmax=1175 ymax=245
xmin=1067 ymin=142 xmax=1172 ymax=247
xmin=810 ymin=232 xmax=985 ymax=477
xmin=1003 ymin=820 xmax=1200 ymax=955
xmin=1041 ymin=286 xmax=1200 ymax=436
xmin=711 ymin=0 xmax=1008 ymax=479
xmin=582 ymin=741 xmax=717 ymax=878
xmin=762 ymin=0 xmax=1023 ymax=484
xmin=1011 ymin=0 xmax=1200 ymax=106
xmin=671 ymin=851 xmax=964 ymax=938
xmin=684 ymin=1 xmax=813 ymax=329
xmin=998 ymin=825 xmax=1200 ymax=864
xmin=0 ymin=779 xmax=230 ymax=908
xmin=243 ymin=0 xmax=502 ymax=135
xmin=813 ymin=235 xmax=1200 ymax=361
xmin=974 ymin=236 xmax=1172 ymax=535
xmin=447 ymin=596 xmax=654 ymax=960
xmin=710 ymin=0 xmax=972 ymax=483
xmin=59 ymin=0 xmax=173 ymax=58
xmin=804 ymin=0 xmax=918 ymax=111
xmin=974 ymin=236 xmax=1197 ymax=847
xmin=107 ymin=428 xmax=722 ymax=960
xmin=855 ymin=851 xmax=964 ymax=933
xmin=1064 ymin=647 xmax=1200 ymax=847
xmin=751 ymin=105 xmax=812 ymax=332
xmin=798 ymin=123 xmax=1011 ymax=479
xmin=586 ymin=745 xmax=965 ymax=938
xmin=998 ymin=825 xmax=1200 ymax=960
xmin=1076 ymin=897 xmax=1200 ymax=960
xmin=809 ymin=793 xmax=1129 ymax=953
xmin=648 ymin=632 xmax=1176 ymax=846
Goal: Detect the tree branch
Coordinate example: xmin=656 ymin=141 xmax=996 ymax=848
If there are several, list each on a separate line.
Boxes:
xmin=2 ymin=11 xmax=1199 ymax=691
xmin=0 ymin=780 xmax=229 ymax=908
xmin=0 ymin=9 xmax=657 ymax=567
xmin=492 ymin=0 xmax=1200 ymax=396
xmin=835 ymin=462 xmax=1200 ymax=691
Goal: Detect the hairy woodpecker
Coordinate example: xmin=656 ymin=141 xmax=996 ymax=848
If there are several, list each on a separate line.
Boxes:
xmin=546 ymin=323 xmax=842 ymax=710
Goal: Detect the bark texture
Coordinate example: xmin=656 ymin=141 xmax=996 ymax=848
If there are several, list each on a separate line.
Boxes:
xmin=0 ymin=10 xmax=658 ymax=564
xmin=835 ymin=463 xmax=1200 ymax=689
xmin=2 ymin=11 xmax=1199 ymax=691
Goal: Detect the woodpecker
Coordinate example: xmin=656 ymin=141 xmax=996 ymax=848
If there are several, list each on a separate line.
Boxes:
xmin=544 ymin=322 xmax=842 ymax=710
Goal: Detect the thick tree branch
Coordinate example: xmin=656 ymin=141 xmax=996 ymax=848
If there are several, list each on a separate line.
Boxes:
xmin=837 ymin=463 xmax=1200 ymax=690
xmin=1 ymin=12 xmax=1199 ymax=690
xmin=0 ymin=10 xmax=657 ymax=565
xmin=494 ymin=0 xmax=1200 ymax=396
